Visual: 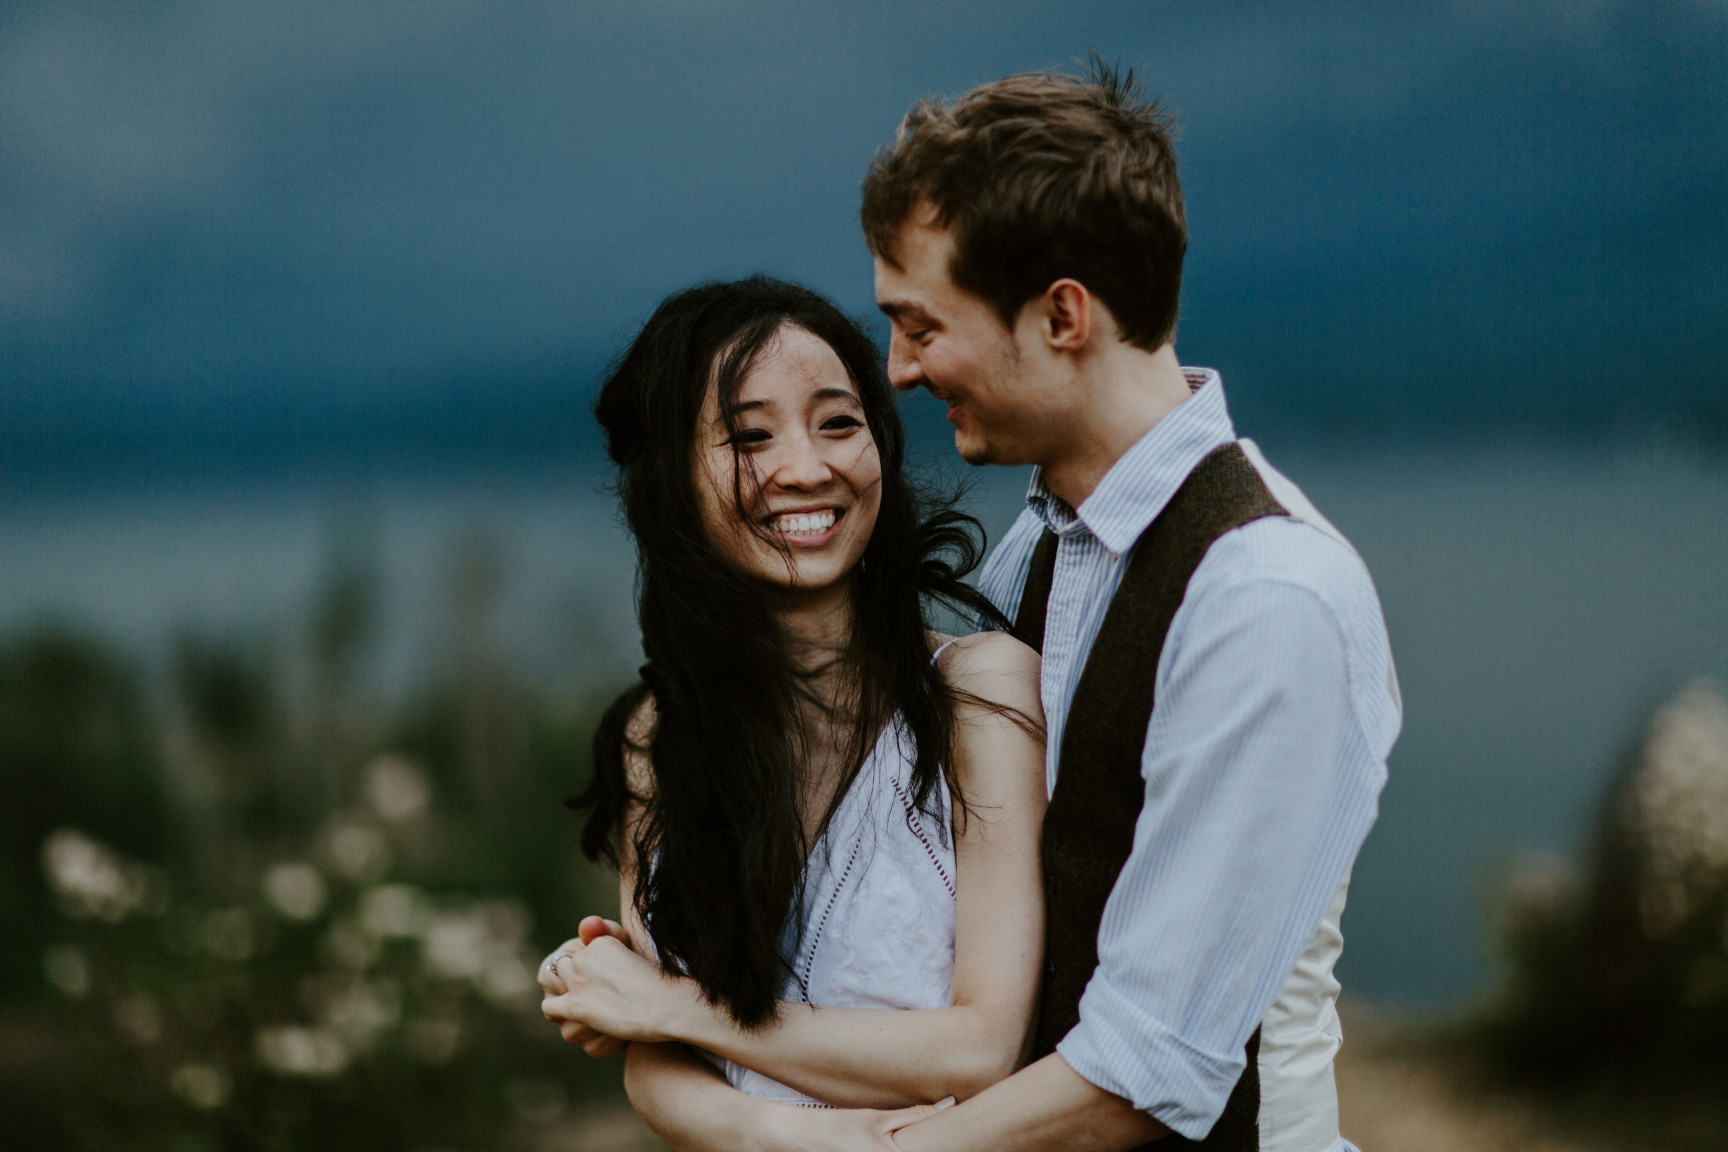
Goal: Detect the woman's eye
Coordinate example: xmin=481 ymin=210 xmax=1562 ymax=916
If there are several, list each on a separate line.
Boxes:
xmin=820 ymin=415 xmax=863 ymax=433
xmin=729 ymin=428 xmax=771 ymax=448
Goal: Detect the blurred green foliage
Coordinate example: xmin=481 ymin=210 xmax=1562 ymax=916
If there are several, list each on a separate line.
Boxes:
xmin=1476 ymin=680 xmax=1728 ymax=1150
xmin=0 ymin=555 xmax=629 ymax=1150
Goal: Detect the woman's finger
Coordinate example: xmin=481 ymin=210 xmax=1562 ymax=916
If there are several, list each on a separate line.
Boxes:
xmin=580 ymin=1034 xmax=625 ymax=1059
xmin=560 ymin=1020 xmax=602 ymax=1045
xmin=538 ymin=938 xmax=585 ymax=994
xmin=578 ymin=915 xmax=628 ymax=946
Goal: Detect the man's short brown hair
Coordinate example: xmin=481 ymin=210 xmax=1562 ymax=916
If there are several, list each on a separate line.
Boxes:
xmin=861 ymin=61 xmax=1185 ymax=352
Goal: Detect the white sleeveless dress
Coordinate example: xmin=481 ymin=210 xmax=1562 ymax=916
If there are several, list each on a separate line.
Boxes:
xmin=703 ymin=711 xmax=958 ymax=1106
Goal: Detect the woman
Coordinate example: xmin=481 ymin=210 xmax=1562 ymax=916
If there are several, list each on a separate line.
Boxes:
xmin=537 ymin=277 xmax=1047 ymax=1150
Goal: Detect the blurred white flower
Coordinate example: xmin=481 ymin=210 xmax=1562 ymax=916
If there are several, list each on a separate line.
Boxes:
xmin=418 ymin=898 xmax=537 ymax=1004
xmin=43 ymin=944 xmax=90 ymax=998
xmin=403 ymin=1016 xmax=462 ymax=1064
xmin=169 ymin=1063 xmax=231 ymax=1110
xmin=41 ymin=829 xmax=149 ymax=921
xmin=364 ymin=754 xmax=431 ymax=823
xmin=1627 ymin=679 xmax=1728 ymax=935
xmin=481 ymin=952 xmax=536 ymax=1004
xmin=321 ymin=917 xmax=381 ymax=971
xmin=423 ymin=912 xmax=487 ymax=979
xmin=359 ymin=883 xmax=425 ymax=938
xmin=113 ymin=993 xmax=164 ymax=1044
xmin=199 ymin=908 xmax=258 ymax=961
xmin=476 ymin=899 xmax=529 ymax=948
xmin=264 ymin=862 xmax=329 ymax=921
xmin=256 ymin=1025 xmax=350 ymax=1077
xmin=319 ymin=979 xmax=401 ymax=1049
xmin=323 ymin=821 xmax=392 ymax=882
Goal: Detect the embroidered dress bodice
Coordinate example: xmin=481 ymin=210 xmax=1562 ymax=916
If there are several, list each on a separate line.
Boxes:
xmin=707 ymin=713 xmax=958 ymax=1106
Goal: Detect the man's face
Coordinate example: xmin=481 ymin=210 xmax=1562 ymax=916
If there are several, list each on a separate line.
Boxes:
xmin=874 ymin=212 xmax=1063 ymax=466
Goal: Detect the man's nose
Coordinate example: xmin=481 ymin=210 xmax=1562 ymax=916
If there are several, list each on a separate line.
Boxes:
xmin=887 ymin=334 xmax=924 ymax=392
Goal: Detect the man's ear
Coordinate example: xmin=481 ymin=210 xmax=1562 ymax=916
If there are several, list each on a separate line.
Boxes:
xmin=1040 ymin=279 xmax=1092 ymax=352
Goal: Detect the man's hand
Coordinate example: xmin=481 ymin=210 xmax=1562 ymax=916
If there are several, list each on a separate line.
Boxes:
xmin=538 ymin=916 xmax=633 ymax=1057
xmin=761 ymin=1097 xmax=955 ymax=1152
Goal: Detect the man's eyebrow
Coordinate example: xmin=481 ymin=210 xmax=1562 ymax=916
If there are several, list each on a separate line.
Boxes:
xmin=877 ymin=298 xmax=934 ymax=324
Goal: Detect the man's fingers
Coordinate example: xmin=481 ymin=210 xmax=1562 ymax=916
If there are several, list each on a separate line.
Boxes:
xmin=879 ymin=1097 xmax=956 ymax=1134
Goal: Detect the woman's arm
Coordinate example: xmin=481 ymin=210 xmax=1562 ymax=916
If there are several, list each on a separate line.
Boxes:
xmin=559 ymin=707 xmax=951 ymax=1151
xmin=624 ymin=1041 xmax=948 ymax=1152
xmin=545 ymin=634 xmax=1047 ymax=1107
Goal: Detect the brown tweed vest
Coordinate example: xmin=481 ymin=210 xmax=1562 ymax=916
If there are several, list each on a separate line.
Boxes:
xmin=1013 ymin=442 xmax=1287 ymax=1151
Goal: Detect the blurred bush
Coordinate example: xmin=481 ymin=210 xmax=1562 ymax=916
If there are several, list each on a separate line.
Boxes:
xmin=1479 ymin=678 xmax=1728 ymax=1148
xmin=0 ymin=551 xmax=628 ymax=1150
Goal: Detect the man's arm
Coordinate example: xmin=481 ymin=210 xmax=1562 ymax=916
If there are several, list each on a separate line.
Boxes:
xmin=1057 ymin=553 xmax=1376 ymax=1136
xmin=896 ymin=537 xmax=1384 ymax=1149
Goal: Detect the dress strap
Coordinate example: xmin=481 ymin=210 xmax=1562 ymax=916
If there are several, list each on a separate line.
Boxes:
xmin=929 ymin=637 xmax=962 ymax=664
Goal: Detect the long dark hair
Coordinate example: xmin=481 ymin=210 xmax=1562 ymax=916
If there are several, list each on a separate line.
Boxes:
xmin=572 ymin=276 xmax=1009 ymax=1028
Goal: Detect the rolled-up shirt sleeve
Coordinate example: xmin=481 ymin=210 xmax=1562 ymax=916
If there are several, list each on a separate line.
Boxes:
xmin=1054 ymin=569 xmax=1382 ymax=1139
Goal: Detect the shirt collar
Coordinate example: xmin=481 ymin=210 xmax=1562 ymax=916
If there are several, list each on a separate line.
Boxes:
xmin=1024 ymin=368 xmax=1236 ymax=555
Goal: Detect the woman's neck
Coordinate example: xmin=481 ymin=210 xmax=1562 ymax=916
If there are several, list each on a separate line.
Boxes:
xmin=770 ymin=579 xmax=854 ymax=693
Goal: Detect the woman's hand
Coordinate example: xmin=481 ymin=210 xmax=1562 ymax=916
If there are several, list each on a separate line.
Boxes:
xmin=538 ymin=916 xmax=629 ymax=996
xmin=540 ymin=916 xmax=693 ymax=1055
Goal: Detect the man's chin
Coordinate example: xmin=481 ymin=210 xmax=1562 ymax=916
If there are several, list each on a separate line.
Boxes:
xmin=955 ymin=432 xmax=994 ymax=466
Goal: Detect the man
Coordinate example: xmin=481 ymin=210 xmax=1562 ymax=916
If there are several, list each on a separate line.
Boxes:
xmin=863 ymin=64 xmax=1399 ymax=1151
xmin=546 ymin=63 xmax=1398 ymax=1152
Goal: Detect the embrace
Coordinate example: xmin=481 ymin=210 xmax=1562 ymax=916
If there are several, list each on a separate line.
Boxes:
xmin=539 ymin=63 xmax=1400 ymax=1152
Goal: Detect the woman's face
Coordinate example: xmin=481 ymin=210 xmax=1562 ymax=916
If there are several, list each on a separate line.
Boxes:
xmin=692 ymin=325 xmax=883 ymax=597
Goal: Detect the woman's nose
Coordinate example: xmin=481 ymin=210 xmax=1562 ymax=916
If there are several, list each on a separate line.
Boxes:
xmin=770 ymin=431 xmax=833 ymax=489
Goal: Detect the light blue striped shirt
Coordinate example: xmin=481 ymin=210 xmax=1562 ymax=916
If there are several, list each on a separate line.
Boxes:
xmin=978 ymin=370 xmax=1399 ymax=1148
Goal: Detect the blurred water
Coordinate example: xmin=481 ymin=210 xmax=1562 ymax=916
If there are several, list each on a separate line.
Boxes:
xmin=3 ymin=436 xmax=1726 ymax=1007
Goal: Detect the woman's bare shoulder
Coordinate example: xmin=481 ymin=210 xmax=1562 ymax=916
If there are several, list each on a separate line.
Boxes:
xmin=937 ymin=629 xmax=1040 ymax=680
xmin=936 ymin=631 xmax=1043 ymax=722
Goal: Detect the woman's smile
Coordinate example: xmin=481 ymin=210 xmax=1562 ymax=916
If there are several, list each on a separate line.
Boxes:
xmin=766 ymin=505 xmax=844 ymax=546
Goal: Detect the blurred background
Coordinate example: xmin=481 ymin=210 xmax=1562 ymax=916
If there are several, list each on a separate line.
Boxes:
xmin=2 ymin=1 xmax=1725 ymax=1149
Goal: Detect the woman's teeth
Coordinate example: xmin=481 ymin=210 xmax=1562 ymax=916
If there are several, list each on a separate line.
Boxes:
xmin=771 ymin=510 xmax=837 ymax=536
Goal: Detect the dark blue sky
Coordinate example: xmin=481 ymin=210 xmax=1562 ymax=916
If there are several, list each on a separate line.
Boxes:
xmin=2 ymin=1 xmax=1724 ymax=483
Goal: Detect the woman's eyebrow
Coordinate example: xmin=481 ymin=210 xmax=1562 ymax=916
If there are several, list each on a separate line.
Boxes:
xmin=811 ymin=387 xmax=860 ymax=404
xmin=719 ymin=398 xmax=768 ymax=419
